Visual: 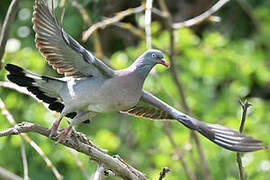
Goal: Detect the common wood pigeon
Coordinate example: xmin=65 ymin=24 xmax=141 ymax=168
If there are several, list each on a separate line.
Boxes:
xmin=5 ymin=0 xmax=264 ymax=152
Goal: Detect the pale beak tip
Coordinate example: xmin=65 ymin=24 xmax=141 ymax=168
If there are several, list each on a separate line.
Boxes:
xmin=161 ymin=59 xmax=169 ymax=67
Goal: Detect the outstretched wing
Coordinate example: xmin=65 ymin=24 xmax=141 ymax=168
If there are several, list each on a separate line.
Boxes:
xmin=122 ymin=91 xmax=265 ymax=152
xmin=33 ymin=0 xmax=114 ymax=77
xmin=121 ymin=100 xmax=173 ymax=120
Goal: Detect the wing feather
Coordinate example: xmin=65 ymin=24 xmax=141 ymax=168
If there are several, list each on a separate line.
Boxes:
xmin=121 ymin=92 xmax=265 ymax=152
xmin=121 ymin=101 xmax=173 ymax=120
xmin=33 ymin=0 xmax=113 ymax=77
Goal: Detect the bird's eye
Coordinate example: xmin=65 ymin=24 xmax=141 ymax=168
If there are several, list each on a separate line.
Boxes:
xmin=152 ymin=53 xmax=156 ymax=58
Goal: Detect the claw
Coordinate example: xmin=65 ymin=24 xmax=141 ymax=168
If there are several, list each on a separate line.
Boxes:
xmin=49 ymin=120 xmax=61 ymax=138
xmin=55 ymin=126 xmax=72 ymax=144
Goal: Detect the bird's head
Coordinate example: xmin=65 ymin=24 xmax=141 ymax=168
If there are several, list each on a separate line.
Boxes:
xmin=141 ymin=49 xmax=169 ymax=67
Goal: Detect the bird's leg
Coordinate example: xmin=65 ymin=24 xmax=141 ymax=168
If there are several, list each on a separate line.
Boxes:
xmin=49 ymin=114 xmax=65 ymax=138
xmin=56 ymin=112 xmax=95 ymax=144
xmin=55 ymin=125 xmax=72 ymax=144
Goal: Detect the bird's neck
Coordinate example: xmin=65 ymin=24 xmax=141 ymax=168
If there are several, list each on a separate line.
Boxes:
xmin=129 ymin=58 xmax=155 ymax=83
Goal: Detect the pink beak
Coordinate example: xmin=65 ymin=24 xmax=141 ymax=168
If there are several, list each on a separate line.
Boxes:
xmin=160 ymin=59 xmax=169 ymax=67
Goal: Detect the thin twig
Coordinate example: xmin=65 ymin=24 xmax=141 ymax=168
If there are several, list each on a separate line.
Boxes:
xmin=235 ymin=0 xmax=260 ymax=32
xmin=68 ymin=148 xmax=90 ymax=180
xmin=143 ymin=1 xmax=197 ymax=179
xmin=0 ymin=122 xmax=148 ymax=180
xmin=93 ymin=163 xmax=105 ymax=180
xmin=158 ymin=1 xmax=201 ymax=180
xmin=0 ymin=166 xmax=23 ymax=180
xmin=82 ymin=3 xmax=146 ymax=41
xmin=20 ymin=138 xmax=29 ymax=180
xmin=113 ymin=22 xmax=145 ymax=39
xmin=158 ymin=167 xmax=170 ymax=180
xmin=70 ymin=0 xmax=104 ymax=58
xmin=145 ymin=0 xmax=153 ymax=49
xmin=172 ymin=0 xmax=230 ymax=29
xmin=237 ymin=100 xmax=252 ymax=180
xmin=163 ymin=123 xmax=196 ymax=180
xmin=191 ymin=132 xmax=210 ymax=180
xmin=239 ymin=100 xmax=252 ymax=133
xmin=158 ymin=0 xmax=211 ymax=179
xmin=144 ymin=0 xmax=180 ymax=109
xmin=59 ymin=0 xmax=66 ymax=7
xmin=0 ymin=97 xmax=63 ymax=180
xmin=152 ymin=7 xmax=168 ymax=18
xmin=0 ymin=0 xmax=20 ymax=67
xmin=152 ymin=71 xmax=182 ymax=108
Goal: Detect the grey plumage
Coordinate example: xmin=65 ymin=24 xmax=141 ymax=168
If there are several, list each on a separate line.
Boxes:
xmin=5 ymin=0 xmax=265 ymax=152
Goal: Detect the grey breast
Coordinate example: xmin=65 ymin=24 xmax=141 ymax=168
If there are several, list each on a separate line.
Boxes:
xmin=59 ymin=71 xmax=143 ymax=113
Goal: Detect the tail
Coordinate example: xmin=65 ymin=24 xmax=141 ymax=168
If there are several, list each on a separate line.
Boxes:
xmin=5 ymin=64 xmax=72 ymax=115
xmin=177 ymin=116 xmax=265 ymax=152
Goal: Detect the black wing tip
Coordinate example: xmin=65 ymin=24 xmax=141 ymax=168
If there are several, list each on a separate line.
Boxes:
xmin=5 ymin=64 xmax=24 ymax=74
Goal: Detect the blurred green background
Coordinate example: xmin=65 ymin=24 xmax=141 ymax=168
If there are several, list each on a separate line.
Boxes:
xmin=0 ymin=0 xmax=269 ymax=179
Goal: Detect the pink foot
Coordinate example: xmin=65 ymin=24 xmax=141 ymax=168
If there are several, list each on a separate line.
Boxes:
xmin=55 ymin=126 xmax=72 ymax=144
xmin=49 ymin=120 xmax=61 ymax=138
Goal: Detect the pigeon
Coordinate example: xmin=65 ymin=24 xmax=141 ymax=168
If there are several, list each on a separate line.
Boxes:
xmin=5 ymin=0 xmax=264 ymax=151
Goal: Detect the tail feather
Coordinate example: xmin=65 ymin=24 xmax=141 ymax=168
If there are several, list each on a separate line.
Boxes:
xmin=5 ymin=64 xmax=84 ymax=121
xmin=27 ymin=85 xmax=58 ymax=103
xmin=5 ymin=64 xmax=79 ymax=120
xmin=5 ymin=64 xmax=63 ymax=101
xmin=6 ymin=75 xmax=35 ymax=87
xmin=5 ymin=64 xmax=64 ymax=108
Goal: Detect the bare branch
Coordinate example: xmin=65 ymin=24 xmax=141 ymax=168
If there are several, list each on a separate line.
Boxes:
xmin=236 ymin=100 xmax=252 ymax=180
xmin=161 ymin=0 xmax=216 ymax=178
xmin=190 ymin=132 xmax=211 ymax=180
xmin=0 ymin=166 xmax=23 ymax=180
xmin=68 ymin=148 xmax=90 ymax=180
xmin=20 ymin=139 xmax=29 ymax=180
xmin=236 ymin=0 xmax=260 ymax=32
xmin=93 ymin=163 xmax=105 ymax=180
xmin=158 ymin=0 xmax=211 ymax=179
xmin=70 ymin=0 xmax=91 ymax=23
xmin=0 ymin=0 xmax=20 ymax=67
xmin=145 ymin=0 xmax=153 ymax=49
xmin=152 ymin=7 xmax=168 ymax=18
xmin=82 ymin=3 xmax=146 ymax=41
xmin=172 ymin=0 xmax=230 ymax=29
xmin=238 ymin=100 xmax=252 ymax=133
xmin=0 ymin=122 xmax=148 ymax=180
xmin=70 ymin=0 xmax=104 ymax=59
xmin=113 ymin=22 xmax=145 ymax=39
xmin=59 ymin=0 xmax=66 ymax=7
xmin=158 ymin=167 xmax=170 ymax=180
xmin=163 ymin=123 xmax=196 ymax=180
